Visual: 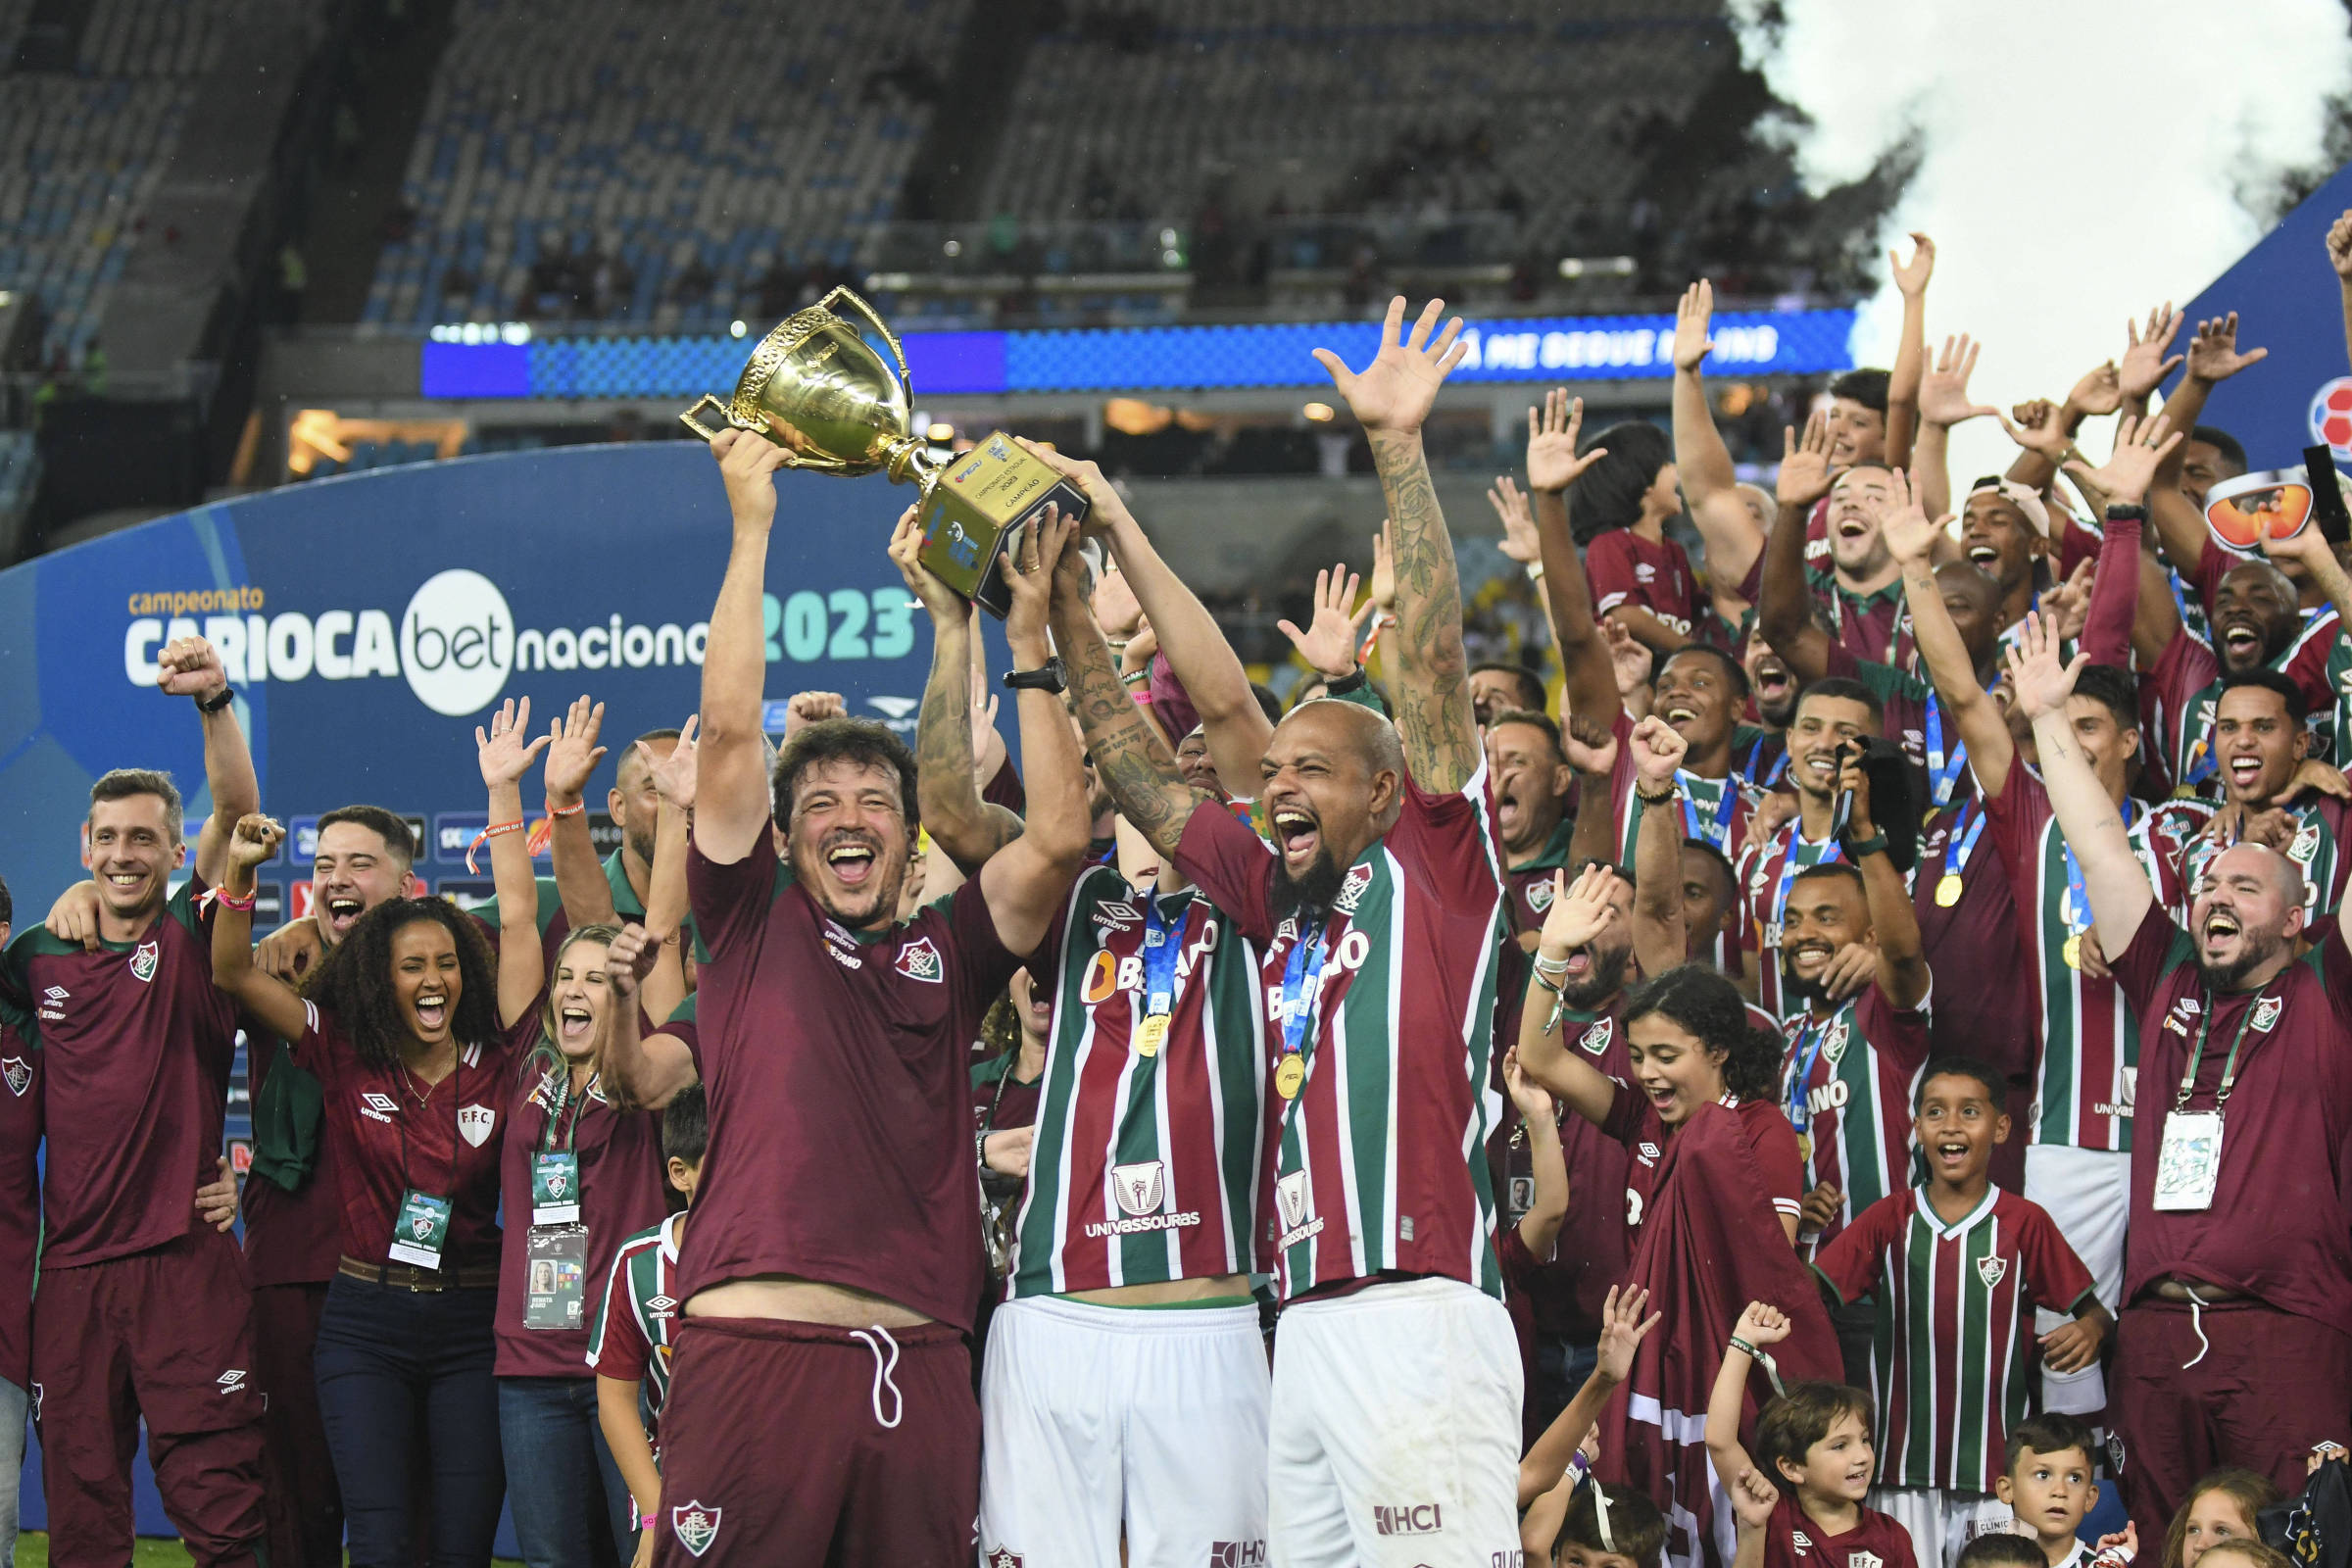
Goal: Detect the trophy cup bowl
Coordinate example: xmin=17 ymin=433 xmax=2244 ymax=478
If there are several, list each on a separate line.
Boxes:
xmin=679 ymin=286 xmax=1086 ymax=618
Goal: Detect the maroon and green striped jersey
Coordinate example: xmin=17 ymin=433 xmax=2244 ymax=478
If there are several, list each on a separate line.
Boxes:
xmin=1735 ymin=820 xmax=1847 ymax=1022
xmin=1175 ymin=765 xmax=1507 ymax=1301
xmin=1006 ymin=865 xmax=1269 ymax=1299
xmin=587 ymin=1211 xmax=684 ymax=1451
xmin=1779 ymin=985 xmax=1933 ymax=1251
xmin=2173 ymin=794 xmax=2352 ymax=922
xmin=1984 ymin=765 xmax=2209 ymax=1152
xmin=1814 ymin=1187 xmax=2095 ymax=1492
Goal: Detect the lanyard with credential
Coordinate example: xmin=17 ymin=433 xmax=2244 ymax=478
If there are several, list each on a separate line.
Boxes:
xmin=395 ymin=1051 xmax=463 ymax=1199
xmin=2175 ymin=981 xmax=2273 ymax=1119
xmin=1272 ymin=924 xmax=1330 ymax=1102
xmin=540 ymin=1068 xmax=593 ymax=1154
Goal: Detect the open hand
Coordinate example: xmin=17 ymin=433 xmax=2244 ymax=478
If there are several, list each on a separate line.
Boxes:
xmin=1889 ymin=232 xmax=1935 ymax=298
xmin=1313 ymin=296 xmax=1467 ymax=436
xmin=1777 ymin=410 xmax=1835 ymax=509
xmin=2041 ymin=558 xmax=2097 ymax=645
xmin=2063 ymin=412 xmax=2181 ymax=510
xmin=1918 ymin=334 xmax=1997 ymax=429
xmin=645 ymin=714 xmax=700 ymax=809
xmin=1527 ymin=388 xmax=1605 ymax=494
xmin=1278 ymin=564 xmax=1376 ymax=680
xmin=1817 ymin=942 xmax=1880 ymax=1003
xmin=1537 ymin=864 xmax=1621 ymax=961
xmin=2119 ymin=304 xmax=2184 ymax=402
xmin=2066 ymin=362 xmax=2123 ymax=419
xmin=45 ymin=880 xmax=104 ymax=952
xmin=2289 ymin=759 xmax=2352 ymax=803
xmin=1875 ymin=467 xmax=1943 ymax=566
xmin=1673 ymin=280 xmax=1715 ymax=371
xmin=542 ymin=695 xmax=608 ymax=808
xmin=1594 ymin=1284 xmax=1662 ymax=1385
xmin=1605 ymin=617 xmax=1653 ymax=697
xmin=1489 ymin=476 xmax=1541 ymax=564
xmin=2186 ymin=313 xmax=2269 ymax=384
xmin=2002 ymin=612 xmax=2085 ymax=722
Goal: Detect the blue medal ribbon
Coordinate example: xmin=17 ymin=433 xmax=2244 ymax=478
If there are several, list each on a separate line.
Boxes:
xmin=1783 ymin=1013 xmax=1834 ymax=1138
xmin=1923 ymin=696 xmax=1968 ymax=809
xmin=1279 ymin=925 xmax=1331 ymax=1061
xmin=2061 ymin=799 xmax=2135 ymax=933
xmin=1771 ymin=832 xmax=1840 ymax=930
xmin=1140 ymin=890 xmax=1181 ymax=1019
xmin=1678 ymin=769 xmax=1740 ymax=852
xmin=1943 ymin=798 xmax=1987 ymax=878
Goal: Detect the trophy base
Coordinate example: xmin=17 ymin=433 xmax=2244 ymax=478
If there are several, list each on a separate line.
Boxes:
xmin=917 ymin=433 xmax=1089 ymax=618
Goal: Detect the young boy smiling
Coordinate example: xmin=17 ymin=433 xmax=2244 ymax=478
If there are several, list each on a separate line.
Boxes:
xmin=1813 ymin=1059 xmax=2111 ymax=1568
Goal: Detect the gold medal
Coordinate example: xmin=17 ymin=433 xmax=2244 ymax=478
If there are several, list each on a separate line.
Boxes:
xmin=1794 ymin=1132 xmax=1812 ymax=1164
xmin=1935 ymin=873 xmax=1963 ymax=908
xmin=1274 ymin=1054 xmax=1305 ymax=1100
xmin=1134 ymin=1013 xmax=1168 ymax=1057
xmin=2062 ymin=933 xmax=2082 ymax=970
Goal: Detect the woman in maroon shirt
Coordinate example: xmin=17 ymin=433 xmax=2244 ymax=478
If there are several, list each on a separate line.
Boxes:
xmin=211 ymin=697 xmax=558 ymax=1567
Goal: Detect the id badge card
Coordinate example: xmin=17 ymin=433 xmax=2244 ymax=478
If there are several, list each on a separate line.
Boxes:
xmin=523 ymin=1224 xmax=589 ymax=1331
xmin=2153 ymin=1109 xmax=2225 ymax=1211
xmin=388 ymin=1188 xmax=453 ymax=1269
xmin=532 ymin=1152 xmax=581 ymax=1225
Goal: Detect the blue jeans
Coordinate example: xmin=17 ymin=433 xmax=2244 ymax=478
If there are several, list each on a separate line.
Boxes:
xmin=497 ymin=1377 xmax=635 ymax=1568
xmin=1530 ymin=1335 xmax=1598 ymax=1435
xmin=314 ymin=1276 xmax=505 ymax=1568
xmin=0 ymin=1377 xmax=22 ymax=1565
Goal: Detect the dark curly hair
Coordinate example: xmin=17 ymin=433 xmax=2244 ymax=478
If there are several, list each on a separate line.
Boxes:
xmin=305 ymin=897 xmax=503 ymax=1072
xmin=1622 ymin=962 xmax=1784 ymax=1105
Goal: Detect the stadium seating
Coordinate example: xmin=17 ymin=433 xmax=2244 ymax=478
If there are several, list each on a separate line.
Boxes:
xmin=0 ymin=0 xmax=239 ymax=364
xmin=361 ymin=0 xmax=970 ymax=329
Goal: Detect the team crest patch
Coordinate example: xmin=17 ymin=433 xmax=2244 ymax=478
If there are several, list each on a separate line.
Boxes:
xmin=1579 ymin=1019 xmax=1613 ymax=1056
xmin=1977 ymin=1254 xmax=2008 ymax=1287
xmin=1333 ymin=863 xmax=1373 ymax=914
xmin=985 ymin=1549 xmax=1023 ymax=1568
xmin=1526 ymin=879 xmax=1555 ymax=913
xmin=895 ymin=937 xmax=945 ymax=983
xmin=129 ymin=941 xmax=160 ymax=983
xmin=1112 ymin=1159 xmax=1166 ymax=1217
xmin=671 ymin=1501 xmax=721 ymax=1558
xmin=1275 ymin=1170 xmax=1312 ymax=1233
xmin=1849 ymin=1554 xmax=1883 ymax=1568
xmin=2292 ymin=818 xmax=2324 ymax=865
xmin=1821 ymin=1017 xmax=1852 ymax=1066
xmin=2252 ymin=996 xmax=2284 ymax=1033
xmin=0 ymin=1059 xmax=27 ymax=1098
xmin=458 ymin=1104 xmax=498 ymax=1147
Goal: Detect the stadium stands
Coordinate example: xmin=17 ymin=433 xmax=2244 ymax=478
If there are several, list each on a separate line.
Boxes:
xmin=360 ymin=0 xmax=970 ymax=329
xmin=0 ymin=0 xmax=242 ymax=365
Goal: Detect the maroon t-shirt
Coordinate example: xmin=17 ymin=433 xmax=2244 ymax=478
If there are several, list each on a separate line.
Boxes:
xmin=1587 ymin=527 xmax=1701 ymax=639
xmin=494 ymin=1042 xmax=669 ymax=1378
xmin=1912 ymin=799 xmax=2033 ymax=1191
xmin=0 ymin=1002 xmax=39 ymax=1389
xmin=2111 ymin=905 xmax=2352 ymax=1332
xmin=290 ymin=1001 xmax=514 ymax=1271
xmin=7 ymin=877 xmax=238 ymax=1269
xmin=242 ymin=1022 xmax=344 ymax=1288
xmin=680 ymin=836 xmax=1020 ymax=1331
xmin=1760 ymin=1492 xmax=1919 ymax=1568
xmin=1602 ymin=1089 xmax=1803 ymax=1239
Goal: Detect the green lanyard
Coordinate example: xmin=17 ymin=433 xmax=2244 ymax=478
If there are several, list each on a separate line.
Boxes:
xmin=2172 ymin=982 xmax=2275 ymax=1116
xmin=539 ymin=1068 xmax=594 ymax=1153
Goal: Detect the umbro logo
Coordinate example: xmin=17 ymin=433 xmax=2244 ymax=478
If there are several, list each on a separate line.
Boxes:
xmin=361 ymin=1092 xmax=398 ymax=1122
xmin=217 ymin=1369 xmax=247 ymax=1394
xmin=1638 ymin=1142 xmax=1661 ymax=1165
xmin=41 ymin=987 xmax=66 ymax=1003
xmin=646 ymin=1295 xmax=676 ymax=1317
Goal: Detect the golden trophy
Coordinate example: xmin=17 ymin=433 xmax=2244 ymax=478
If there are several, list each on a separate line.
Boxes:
xmin=679 ymin=286 xmax=1084 ymax=617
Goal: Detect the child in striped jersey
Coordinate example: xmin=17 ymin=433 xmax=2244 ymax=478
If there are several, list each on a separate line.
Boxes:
xmin=590 ymin=1083 xmax=705 ymax=1560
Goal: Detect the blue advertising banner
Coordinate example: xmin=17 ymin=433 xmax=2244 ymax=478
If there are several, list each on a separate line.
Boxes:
xmin=2179 ymin=159 xmax=2352 ymax=470
xmin=0 ymin=442 xmax=1004 ymax=910
xmin=419 ymin=306 xmax=1856 ymax=400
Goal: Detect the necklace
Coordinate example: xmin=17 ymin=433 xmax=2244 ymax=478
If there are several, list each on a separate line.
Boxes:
xmin=403 ymin=1043 xmax=457 ymax=1105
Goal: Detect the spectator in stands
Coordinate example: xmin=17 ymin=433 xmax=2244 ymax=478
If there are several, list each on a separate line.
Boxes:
xmin=1567 ymin=417 xmax=1701 ymax=656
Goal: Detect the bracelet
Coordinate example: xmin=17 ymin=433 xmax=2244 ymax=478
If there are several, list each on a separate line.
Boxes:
xmin=1323 ymin=666 xmax=1370 ymax=697
xmin=211 ymin=887 xmax=257 ymax=912
xmin=1728 ymin=1334 xmax=1759 ymax=1359
xmin=974 ymin=1129 xmax=991 ymax=1166
xmin=1530 ymin=952 xmax=1572 ymax=978
xmin=546 ymin=800 xmax=585 ymax=818
xmin=1845 ymin=829 xmax=1888 ymax=858
xmin=641 ymin=1512 xmax=658 ymax=1531
xmin=1121 ymin=669 xmax=1151 ymax=687
xmin=2104 ymin=502 xmax=2149 ymax=521
xmin=1526 ymin=562 xmax=1546 ymax=583
xmin=465 ymin=818 xmax=525 ymax=874
xmin=1635 ymin=782 xmax=1678 ymax=806
xmin=195 ymin=684 xmax=236 ymax=713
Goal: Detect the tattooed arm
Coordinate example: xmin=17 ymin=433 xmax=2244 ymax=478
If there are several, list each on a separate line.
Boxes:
xmin=894 ymin=514 xmax=1026 ymax=875
xmin=1315 ymin=297 xmax=1479 ymax=792
xmin=1049 ymin=544 xmax=1208 ymax=860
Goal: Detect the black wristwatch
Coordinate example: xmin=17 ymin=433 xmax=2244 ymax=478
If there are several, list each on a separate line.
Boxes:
xmin=1323 ymin=666 xmax=1369 ymax=697
xmin=1844 ymin=827 xmax=1888 ymax=858
xmin=1003 ymin=658 xmax=1068 ymax=695
xmin=195 ymin=684 xmax=237 ymax=713
xmin=2104 ymin=502 xmax=2149 ymax=522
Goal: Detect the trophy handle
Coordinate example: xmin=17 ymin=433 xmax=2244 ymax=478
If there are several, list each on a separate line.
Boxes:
xmin=818 ymin=285 xmax=913 ymax=395
xmin=678 ymin=394 xmax=740 ymax=442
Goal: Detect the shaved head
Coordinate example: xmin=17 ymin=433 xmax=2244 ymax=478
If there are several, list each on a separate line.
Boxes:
xmin=1284 ymin=697 xmax=1407 ymax=782
xmin=1261 ymin=699 xmax=1409 ymax=915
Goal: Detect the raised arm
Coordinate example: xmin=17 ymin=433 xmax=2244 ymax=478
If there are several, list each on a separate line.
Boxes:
xmin=2009 ymin=615 xmax=2154 ymax=952
xmin=696 ymin=431 xmax=792 ymax=863
xmin=1526 ymin=389 xmax=1623 ymax=728
xmin=1755 ymin=412 xmax=1836 ymax=679
xmin=635 ymin=720 xmax=696 ymax=1029
xmin=542 ymin=695 xmax=615 ymax=928
xmin=1883 ymin=470 xmax=2015 ymax=797
xmin=1911 ymin=332 xmax=1998 ymax=522
xmin=210 ymin=814 xmax=308 ymax=1043
xmin=155 ymin=636 xmax=258 ymax=886
xmin=897 ymin=513 xmax=1025 ymax=876
xmin=1840 ymin=746 xmax=1929 ymax=1009
xmin=1627 ymin=715 xmax=1690 ymax=975
xmin=2263 ymin=511 xmax=2352 ymax=637
xmin=600 ymin=924 xmax=698 ymax=1110
xmin=975 ymin=511 xmax=1094 ymax=956
xmin=1514 ymin=865 xmax=1632 ymax=1128
xmin=1670 ymin=281 xmax=1767 ymax=603
xmin=1054 ymin=556 xmax=1205 ymax=862
xmin=1317 ymin=296 xmax=1478 ymax=791
xmin=1519 ymin=1285 xmax=1659 ymax=1507
xmin=1016 ymin=438 xmax=1276 ymax=794
xmin=1706 ymin=1300 xmax=1791 ymax=1493
xmin=476 ymin=696 xmax=554 ymax=1029
xmin=1884 ymin=233 xmax=1934 ymax=469
xmin=2148 ymin=314 xmax=2269 ymax=571
xmin=1504 ymin=1051 xmax=1570 ymax=1261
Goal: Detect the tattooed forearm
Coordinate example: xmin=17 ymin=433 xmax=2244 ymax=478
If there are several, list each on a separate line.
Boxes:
xmin=913 ymin=614 xmax=1021 ymax=874
xmin=1368 ymin=429 xmax=1479 ymax=791
xmin=1053 ymin=598 xmax=1204 ymax=858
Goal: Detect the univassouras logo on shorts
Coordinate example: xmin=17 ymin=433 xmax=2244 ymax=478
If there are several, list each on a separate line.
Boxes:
xmin=122 ymin=569 xmax=711 ymax=718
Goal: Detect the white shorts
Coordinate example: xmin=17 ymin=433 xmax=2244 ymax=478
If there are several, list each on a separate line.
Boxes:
xmin=978 ymin=1294 xmax=1270 ymax=1568
xmin=2024 ymin=1145 xmax=2130 ymax=1417
xmin=1267 ymin=1276 xmax=1522 ymax=1568
xmin=1869 ymin=1487 xmax=2019 ymax=1568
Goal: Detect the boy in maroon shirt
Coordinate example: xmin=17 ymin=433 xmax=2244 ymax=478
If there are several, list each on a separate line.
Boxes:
xmin=2 ymin=635 xmax=268 ymax=1567
xmin=2008 ymin=612 xmax=2352 ymax=1542
xmin=618 ymin=432 xmax=1091 ymax=1568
